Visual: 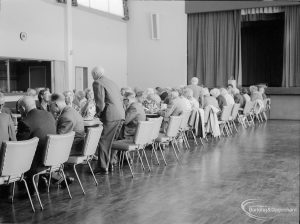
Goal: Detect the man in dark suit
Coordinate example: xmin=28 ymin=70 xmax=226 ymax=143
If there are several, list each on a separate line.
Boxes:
xmin=17 ymin=96 xmax=57 ymax=193
xmin=123 ymin=91 xmax=146 ymax=139
xmin=92 ymin=66 xmax=125 ymax=173
xmin=50 ymin=93 xmax=85 ymax=155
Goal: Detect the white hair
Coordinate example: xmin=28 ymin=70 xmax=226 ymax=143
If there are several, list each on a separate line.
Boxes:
xmin=210 ymin=88 xmax=220 ymax=98
xmin=92 ymin=66 xmax=105 ymax=80
xmin=191 ymin=77 xmax=199 ymax=85
xmin=202 ymin=88 xmax=210 ymax=96
xmin=220 ymin=88 xmax=228 ymax=95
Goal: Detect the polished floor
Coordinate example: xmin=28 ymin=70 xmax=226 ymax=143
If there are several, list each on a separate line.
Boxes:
xmin=0 ymin=120 xmax=299 ymax=224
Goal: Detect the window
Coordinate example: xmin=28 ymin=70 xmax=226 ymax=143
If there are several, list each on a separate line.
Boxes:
xmin=0 ymin=60 xmax=51 ymax=93
xmin=77 ymin=0 xmax=124 ymax=17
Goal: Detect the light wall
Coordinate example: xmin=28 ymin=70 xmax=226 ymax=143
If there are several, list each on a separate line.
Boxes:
xmin=0 ymin=0 xmax=127 ymax=89
xmin=127 ymin=0 xmax=187 ymax=90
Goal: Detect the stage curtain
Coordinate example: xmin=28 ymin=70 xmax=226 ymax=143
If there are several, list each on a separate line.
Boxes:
xmin=187 ymin=10 xmax=241 ymax=87
xmin=282 ymin=6 xmax=300 ymax=87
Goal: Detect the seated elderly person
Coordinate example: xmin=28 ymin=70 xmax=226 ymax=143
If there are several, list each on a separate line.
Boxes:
xmin=258 ymin=85 xmax=267 ymax=100
xmin=183 ymin=87 xmax=199 ymax=109
xmin=17 ymin=96 xmax=56 ymax=194
xmin=73 ymin=90 xmax=87 ymax=113
xmin=122 ymin=91 xmax=146 ymax=140
xmin=220 ymin=88 xmax=235 ymax=106
xmin=0 ymin=92 xmax=12 ymax=115
xmin=202 ymin=88 xmax=219 ymax=109
xmin=37 ymin=88 xmax=51 ymax=111
xmin=241 ymin=88 xmax=251 ymax=102
xmin=81 ymin=88 xmax=96 ymax=120
xmin=143 ymin=88 xmax=161 ymax=113
xmin=249 ymin=85 xmax=263 ymax=101
xmin=233 ymin=88 xmax=245 ymax=108
xmin=0 ymin=93 xmax=16 ymax=198
xmin=26 ymin=88 xmax=37 ymax=97
xmin=210 ymin=88 xmax=225 ymax=110
xmin=50 ymin=93 xmax=85 ymax=155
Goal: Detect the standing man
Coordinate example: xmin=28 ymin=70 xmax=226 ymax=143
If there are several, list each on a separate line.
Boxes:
xmin=92 ymin=66 xmax=125 ymax=173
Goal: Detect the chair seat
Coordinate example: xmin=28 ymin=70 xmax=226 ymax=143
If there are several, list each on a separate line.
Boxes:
xmin=112 ymin=139 xmax=138 ymax=151
xmin=155 ymin=133 xmax=170 ymax=142
xmin=67 ymin=155 xmax=88 ymax=164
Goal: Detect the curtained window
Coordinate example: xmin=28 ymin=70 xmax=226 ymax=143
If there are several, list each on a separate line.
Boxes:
xmin=187 ymin=10 xmax=241 ymax=87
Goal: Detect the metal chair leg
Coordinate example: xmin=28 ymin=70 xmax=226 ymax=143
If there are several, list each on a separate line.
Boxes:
xmin=47 ymin=170 xmax=52 ymax=193
xmin=158 ymin=143 xmax=167 ymax=166
xmin=152 ymin=143 xmax=160 ymax=165
xmin=73 ymin=164 xmax=85 ymax=195
xmin=184 ymin=132 xmax=190 ymax=149
xmin=22 ymin=179 xmax=35 ymax=212
xmin=87 ymin=160 xmax=98 ymax=186
xmin=171 ymin=140 xmax=179 ymax=162
xmin=174 ymin=140 xmax=181 ymax=154
xmin=142 ymin=148 xmax=151 ymax=172
xmin=32 ymin=174 xmax=44 ymax=210
xmin=60 ymin=169 xmax=72 ymax=199
xmin=190 ymin=131 xmax=198 ymax=145
xmin=125 ymin=152 xmax=134 ymax=178
xmin=136 ymin=150 xmax=145 ymax=171
xmin=11 ymin=182 xmax=16 ymax=203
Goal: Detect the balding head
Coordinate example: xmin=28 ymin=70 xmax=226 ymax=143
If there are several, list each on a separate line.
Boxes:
xmin=191 ymin=77 xmax=199 ymax=85
xmin=50 ymin=93 xmax=66 ymax=113
xmin=18 ymin=96 xmax=36 ymax=116
xmin=92 ymin=66 xmax=105 ymax=80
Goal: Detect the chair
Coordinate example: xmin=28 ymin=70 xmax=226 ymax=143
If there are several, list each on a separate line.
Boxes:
xmin=238 ymin=101 xmax=254 ymax=128
xmin=32 ymin=132 xmax=75 ymax=210
xmin=0 ymin=138 xmax=39 ymax=212
xmin=111 ymin=121 xmax=154 ymax=177
xmin=229 ymin=103 xmax=240 ymax=133
xmin=218 ymin=105 xmax=233 ymax=136
xmin=261 ymin=98 xmax=271 ymax=121
xmin=147 ymin=117 xmax=165 ymax=165
xmin=155 ymin=116 xmax=182 ymax=163
xmin=178 ymin=111 xmax=192 ymax=150
xmin=67 ymin=127 xmax=103 ymax=194
xmin=186 ymin=109 xmax=200 ymax=145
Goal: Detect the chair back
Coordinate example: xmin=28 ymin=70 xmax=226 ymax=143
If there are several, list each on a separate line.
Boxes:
xmin=147 ymin=116 xmax=163 ymax=141
xmin=83 ymin=126 xmax=103 ymax=156
xmin=231 ymin=103 xmax=240 ymax=120
xmin=44 ymin=132 xmax=75 ymax=167
xmin=0 ymin=137 xmax=39 ymax=177
xmin=179 ymin=111 xmax=192 ymax=130
xmin=134 ymin=121 xmax=155 ymax=145
xmin=166 ymin=116 xmax=182 ymax=137
xmin=220 ymin=105 xmax=233 ymax=121
xmin=243 ymin=101 xmax=253 ymax=115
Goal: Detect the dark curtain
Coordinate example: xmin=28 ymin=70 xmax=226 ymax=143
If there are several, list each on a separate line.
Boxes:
xmin=241 ymin=18 xmax=284 ymax=87
xmin=187 ymin=11 xmax=241 ymax=87
xmin=282 ymin=6 xmax=300 ymax=87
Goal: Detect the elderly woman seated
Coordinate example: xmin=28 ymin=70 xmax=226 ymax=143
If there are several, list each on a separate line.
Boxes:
xmin=249 ymin=85 xmax=263 ymax=101
xmin=210 ymin=88 xmax=225 ymax=110
xmin=183 ymin=87 xmax=199 ymax=109
xmin=81 ymin=88 xmax=96 ymax=120
xmin=233 ymin=88 xmax=245 ymax=108
xmin=143 ymin=88 xmax=161 ymax=113
xmin=73 ymin=90 xmax=87 ymax=113
xmin=241 ymin=88 xmax=251 ymax=102
xmin=202 ymin=88 xmax=219 ymax=109
xmin=220 ymin=88 xmax=235 ymax=106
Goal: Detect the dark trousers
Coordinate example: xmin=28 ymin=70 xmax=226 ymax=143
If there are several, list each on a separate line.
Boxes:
xmin=97 ymin=120 xmax=123 ymax=170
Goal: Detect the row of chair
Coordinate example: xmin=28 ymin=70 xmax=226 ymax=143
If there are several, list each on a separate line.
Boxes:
xmin=0 ymin=126 xmax=103 ymax=212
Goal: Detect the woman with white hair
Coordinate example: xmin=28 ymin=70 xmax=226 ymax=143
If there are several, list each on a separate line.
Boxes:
xmin=81 ymin=88 xmax=96 ymax=120
xmin=143 ymin=88 xmax=161 ymax=113
xmin=220 ymin=88 xmax=235 ymax=105
xmin=250 ymin=85 xmax=263 ymax=101
xmin=183 ymin=88 xmax=199 ymax=109
xmin=202 ymin=88 xmax=219 ymax=109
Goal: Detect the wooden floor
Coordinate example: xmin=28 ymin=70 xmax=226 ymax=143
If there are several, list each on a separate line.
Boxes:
xmin=0 ymin=120 xmax=299 ymax=224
